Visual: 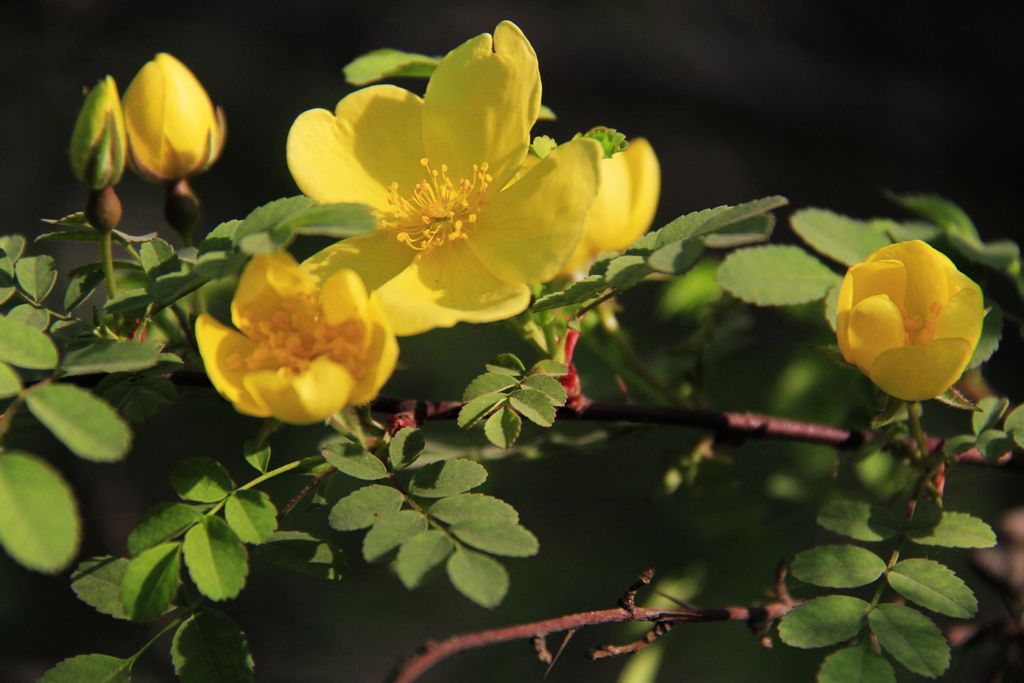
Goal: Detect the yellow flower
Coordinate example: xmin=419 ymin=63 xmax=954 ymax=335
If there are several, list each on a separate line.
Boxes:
xmin=836 ymin=240 xmax=984 ymax=401
xmin=561 ymin=138 xmax=660 ymax=274
xmin=69 ymin=75 xmax=127 ymax=190
xmin=123 ymin=53 xmax=226 ymax=183
xmin=195 ymin=253 xmax=398 ymax=425
xmin=287 ymin=21 xmax=601 ymax=336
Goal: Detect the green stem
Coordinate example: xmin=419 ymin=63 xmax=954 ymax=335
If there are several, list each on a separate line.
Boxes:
xmin=100 ymin=229 xmax=118 ymax=298
xmin=129 ymin=616 xmax=182 ymax=663
xmin=207 ymin=456 xmax=318 ymax=517
xmin=907 ymin=401 xmax=930 ymax=460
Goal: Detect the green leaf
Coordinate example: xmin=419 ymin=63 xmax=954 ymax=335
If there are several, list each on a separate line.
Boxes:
xmin=486 ymin=352 xmax=526 ymax=375
xmin=329 ymin=484 xmax=405 ymax=531
xmin=250 ymin=530 xmax=342 ymax=580
xmin=15 ymin=254 xmax=57 ymax=302
xmin=968 ymin=303 xmax=1002 ymax=369
xmin=972 ymin=396 xmax=1009 ymax=435
xmin=225 ymin=490 xmax=278 ymax=544
xmin=791 ymin=545 xmax=886 ymax=588
xmin=183 ymin=516 xmax=248 ymax=601
xmin=457 ymin=394 xmax=504 ymax=429
xmin=0 ymin=452 xmax=80 ymax=573
xmin=521 ymin=374 xmax=567 ymax=406
xmin=322 ymin=441 xmax=388 ymax=480
xmin=646 ymin=238 xmax=704 ymax=275
xmin=0 ymin=360 xmax=22 ymax=399
xmin=717 ymin=245 xmax=840 ymax=306
xmin=344 ymin=48 xmax=440 ymax=86
xmin=510 ymin=388 xmax=557 ymax=427
xmin=140 ymin=237 xmax=179 ymax=274
xmin=409 ymin=459 xmax=488 ymax=498
xmin=817 ymin=499 xmax=898 ymax=542
xmin=637 ymin=196 xmax=789 ymax=251
xmin=233 ymin=196 xmax=314 ymax=249
xmin=243 ymin=443 xmax=271 ymax=473
xmin=447 ymin=548 xmax=509 ymax=608
xmin=604 ymin=254 xmax=650 ymax=290
xmin=789 ymin=208 xmax=891 ymax=266
xmin=949 ymin=233 xmax=1020 ymax=274
xmin=395 ymin=529 xmax=453 ymax=589
xmin=362 ymin=510 xmax=426 ymax=562
xmin=888 ymin=193 xmax=978 ymax=241
xmin=463 ymin=372 xmax=517 ymax=401
xmin=869 ymin=603 xmax=950 ymax=678
xmin=887 ymin=559 xmax=977 ymax=618
xmin=529 ymin=359 xmax=568 ymax=377
xmin=95 ymin=374 xmax=176 ymax=423
xmin=817 ymin=642 xmax=896 ymax=683
xmin=171 ymin=609 xmax=254 ymax=683
xmin=170 ymin=457 xmax=234 ymax=502
xmin=824 ymin=282 xmax=841 ymax=331
xmin=450 ymin=520 xmax=539 ymax=557
xmin=484 ymin=404 xmax=522 ymax=449
xmin=778 ymin=595 xmax=870 ymax=648
xmin=26 ymin=384 xmax=131 ymax=462
xmin=7 ymin=303 xmax=49 ymax=329
xmin=942 ymin=434 xmax=977 ymax=459
xmin=71 ymin=556 xmax=130 ymax=620
xmin=120 ymin=541 xmax=180 ymax=621
xmin=127 ymin=502 xmax=204 ymax=556
xmin=103 ymin=288 xmax=152 ymax=315
xmin=1006 ymin=404 xmax=1024 ymax=450
xmin=430 ymin=493 xmax=519 ymax=525
xmin=63 ymin=266 xmax=104 ymax=311
xmin=38 ymin=654 xmax=133 ymax=683
xmin=287 ymin=202 xmax=376 ymax=238
xmin=907 ymin=511 xmax=997 ymax=548
xmin=0 ymin=234 xmax=26 ymax=260
xmin=61 ymin=339 xmax=162 ymax=376
xmin=976 ymin=429 xmax=1013 ymax=461
xmin=389 ymin=427 xmax=425 ymax=470
xmin=0 ymin=315 xmax=58 ymax=369
xmin=530 ymin=275 xmax=607 ymax=312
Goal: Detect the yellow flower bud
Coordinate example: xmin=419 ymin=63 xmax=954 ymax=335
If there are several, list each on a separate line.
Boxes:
xmin=195 ymin=252 xmax=398 ymax=425
xmin=69 ymin=76 xmax=127 ymax=190
xmin=836 ymin=240 xmax=984 ymax=401
xmin=123 ymin=53 xmax=226 ymax=183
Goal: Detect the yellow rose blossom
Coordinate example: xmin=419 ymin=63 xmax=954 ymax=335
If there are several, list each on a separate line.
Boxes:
xmin=123 ymin=53 xmax=226 ymax=183
xmin=561 ymin=138 xmax=660 ymax=274
xmin=287 ymin=21 xmax=601 ymax=336
xmin=836 ymin=240 xmax=984 ymax=401
xmin=195 ymin=252 xmax=398 ymax=425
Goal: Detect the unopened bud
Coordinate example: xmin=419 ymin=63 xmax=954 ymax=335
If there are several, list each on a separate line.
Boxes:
xmin=86 ymin=186 xmax=123 ymax=234
xmin=165 ymin=179 xmax=201 ymax=245
xmin=70 ymin=76 xmax=127 ymax=190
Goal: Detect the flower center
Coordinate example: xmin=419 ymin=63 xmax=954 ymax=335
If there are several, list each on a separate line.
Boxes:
xmin=381 ymin=158 xmax=492 ymax=254
xmin=902 ymin=301 xmax=943 ymax=346
xmin=228 ymin=295 xmax=366 ymax=378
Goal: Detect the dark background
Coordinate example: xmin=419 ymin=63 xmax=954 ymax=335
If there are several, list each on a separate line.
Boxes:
xmin=2 ymin=1 xmax=1023 ymax=681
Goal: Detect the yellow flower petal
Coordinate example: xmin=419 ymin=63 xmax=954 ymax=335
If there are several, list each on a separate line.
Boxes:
xmin=231 ymin=253 xmax=317 ymax=334
xmin=466 ymin=138 xmax=601 ymax=283
xmin=243 ymin=357 xmax=355 ymax=425
xmin=422 ymin=21 xmax=540 ymax=189
xmin=287 ymin=85 xmax=425 ymax=210
xmin=866 ymin=240 xmax=950 ymax=317
xmin=583 ymin=151 xmax=632 ymax=254
xmin=319 ymin=268 xmax=369 ymax=326
xmin=869 ymin=338 xmax=973 ymax=401
xmin=846 ymin=294 xmax=906 ymax=372
xmin=302 ymin=230 xmax=415 ymax=291
xmin=194 ymin=314 xmax=266 ymax=417
xmin=623 ymin=139 xmax=661 ymax=243
xmin=374 ymin=239 xmax=531 ymax=336
xmin=934 ymin=283 xmax=984 ymax=344
xmin=849 ymin=259 xmax=907 ymax=311
xmin=348 ymin=296 xmax=399 ymax=405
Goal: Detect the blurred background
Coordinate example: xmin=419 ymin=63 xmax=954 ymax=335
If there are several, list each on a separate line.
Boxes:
xmin=2 ymin=1 xmax=1023 ymax=681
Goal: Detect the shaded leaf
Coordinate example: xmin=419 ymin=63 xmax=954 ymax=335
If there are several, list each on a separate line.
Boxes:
xmin=972 ymin=396 xmax=1009 ymax=435
xmin=458 ymin=394 xmax=504 ymax=429
xmin=344 ymin=48 xmax=440 ymax=86
xmin=71 ymin=556 xmax=130 ymax=620
xmin=127 ymin=502 xmax=204 ymax=556
xmin=171 ymin=609 xmax=254 ymax=683
xmin=362 ymin=510 xmax=426 ymax=562
xmin=409 ymin=459 xmax=488 ymax=498
xmin=430 ymin=494 xmax=519 ymax=526
xmin=389 ymin=427 xmax=424 ymax=470
xmin=121 ymin=542 xmax=180 ymax=621
xmin=484 ymin=404 xmax=521 ymax=449
xmin=869 ymin=603 xmax=950 ymax=678
xmin=322 ymin=441 xmax=387 ymax=480
xmin=463 ymin=372 xmax=517 ymax=401
xmin=817 ymin=499 xmax=898 ymax=542
xmin=329 ymin=484 xmax=405 ymax=531
xmin=38 ymin=654 xmax=133 ymax=683
xmin=887 ymin=559 xmax=977 ymax=618
xmin=1006 ymin=404 xmax=1024 ymax=450
xmin=510 ymin=388 xmax=556 ymax=427
xmin=225 ymin=490 xmax=278 ymax=544
xmin=0 ymin=315 xmax=58 ymax=369
xmin=15 ymin=254 xmax=57 ymax=302
xmin=395 ymin=529 xmax=453 ymax=589
xmin=907 ymin=511 xmax=997 ymax=548
xmin=817 ymin=642 xmax=896 ymax=683
xmin=170 ymin=458 xmax=234 ymax=503
xmin=61 ymin=339 xmax=162 ymax=376
xmin=450 ymin=520 xmax=539 ymax=557
xmin=26 ymin=384 xmax=131 ymax=462
xmin=0 ymin=360 xmax=22 ymax=399
xmin=778 ymin=596 xmax=870 ymax=648
xmin=250 ymin=530 xmax=342 ymax=580
xmin=183 ymin=517 xmax=248 ymax=601
xmin=447 ymin=549 xmax=509 ymax=608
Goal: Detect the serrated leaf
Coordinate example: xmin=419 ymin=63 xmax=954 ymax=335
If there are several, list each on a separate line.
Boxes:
xmin=409 ymin=459 xmax=488 ymax=498
xmin=948 ymin=232 xmax=1020 ymax=273
xmin=1006 ymin=405 xmax=1024 ymax=450
xmin=934 ymin=387 xmax=979 ymax=412
xmin=329 ymin=484 xmax=404 ymax=531
xmin=232 ymin=196 xmax=313 ymax=253
xmin=484 ymin=404 xmax=521 ymax=449
xmin=485 ymin=352 xmax=526 ymax=375
xmin=510 ymin=388 xmax=556 ymax=427
xmin=969 ymin=303 xmax=1002 ymax=369
xmin=430 ymin=494 xmax=519 ymax=525
xmin=778 ymin=595 xmax=870 ymax=648
xmin=250 ymin=530 xmax=342 ymax=580
xmin=322 ymin=441 xmax=388 ymax=480
xmin=604 ymin=254 xmax=650 ymax=290
xmin=817 ymin=642 xmax=896 ymax=683
xmin=0 ymin=315 xmax=58 ymax=369
xmin=183 ymin=516 xmax=248 ymax=601
xmin=170 ymin=458 xmax=234 ymax=502
xmin=887 ymin=559 xmax=977 ymax=618
xmin=225 ymin=490 xmax=278 ymax=544
xmin=0 ymin=234 xmax=26 ymax=260
xmin=447 ymin=549 xmax=509 ymax=608
xmin=907 ymin=511 xmax=997 ymax=548
xmin=530 ymin=275 xmax=607 ymax=312
xmin=15 ymin=254 xmax=57 ymax=302
xmin=450 ymin=520 xmax=539 ymax=557
xmin=463 ymin=372 xmax=518 ymax=401
xmin=972 ymin=396 xmax=1009 ymax=435
xmin=530 ymin=359 xmax=568 ymax=377
xmin=127 ymin=502 xmax=204 ymax=556
xmin=171 ymin=609 xmax=254 ymax=683
xmin=362 ymin=510 xmax=426 ymax=562
xmin=389 ymin=427 xmax=425 ymax=470
xmin=0 ymin=452 xmax=80 ymax=573
xmin=0 ymin=360 xmax=22 ymax=399
xmin=817 ymin=499 xmax=898 ymax=542
xmin=26 ymin=384 xmax=131 ymax=462
xmin=790 ymin=208 xmax=892 ymax=266
xmin=96 ymin=374 xmax=176 ymax=423
xmin=286 ymin=202 xmax=376 ymax=238
xmin=646 ymin=238 xmax=704 ymax=275
xmin=457 ymin=394 xmax=504 ymax=429
xmin=520 ymin=374 xmax=567 ymax=405
xmin=888 ymin=193 xmax=978 ymax=240
xmin=139 ymin=237 xmax=179 ymax=274
xmin=120 ymin=542 xmax=180 ymax=621
xmin=637 ymin=196 xmax=788 ymax=252
xmin=7 ymin=303 xmax=49 ymax=329
xmin=38 ymin=654 xmax=133 ymax=683
xmin=869 ymin=603 xmax=950 ymax=678
xmin=703 ymin=213 xmax=775 ymax=248
xmin=103 ymin=288 xmax=152 ymax=314
xmin=61 ymin=339 xmax=162 ymax=376
xmin=718 ymin=245 xmax=840 ymax=306
xmin=71 ymin=556 xmax=130 ymax=620
xmin=396 ymin=530 xmax=453 ymax=589
xmin=791 ymin=545 xmax=886 ymax=588
xmin=343 ymin=48 xmax=440 ymax=86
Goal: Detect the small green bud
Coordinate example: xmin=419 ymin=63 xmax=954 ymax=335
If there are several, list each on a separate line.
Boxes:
xmin=529 ymin=135 xmax=558 ymax=160
xmin=573 ymin=126 xmax=629 ymax=159
xmin=70 ymin=76 xmax=127 ymax=190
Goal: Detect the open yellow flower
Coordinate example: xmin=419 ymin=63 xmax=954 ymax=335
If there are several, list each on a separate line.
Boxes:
xmin=561 ymin=138 xmax=660 ymax=274
xmin=195 ymin=253 xmax=397 ymax=424
xmin=287 ymin=21 xmax=601 ymax=336
xmin=123 ymin=53 xmax=226 ymax=183
xmin=836 ymin=240 xmax=984 ymax=401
